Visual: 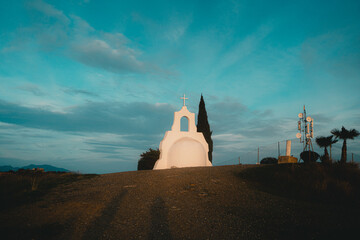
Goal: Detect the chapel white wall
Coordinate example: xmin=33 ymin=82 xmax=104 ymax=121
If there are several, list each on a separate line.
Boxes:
xmin=153 ymin=106 xmax=212 ymax=169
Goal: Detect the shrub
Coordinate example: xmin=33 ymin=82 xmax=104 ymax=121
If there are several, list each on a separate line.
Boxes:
xmin=137 ymin=148 xmax=160 ymax=170
xmin=260 ymin=157 xmax=278 ymax=164
xmin=300 ymin=151 xmax=320 ymax=163
xmin=320 ymin=154 xmax=332 ymax=165
xmin=237 ymin=163 xmax=360 ymax=204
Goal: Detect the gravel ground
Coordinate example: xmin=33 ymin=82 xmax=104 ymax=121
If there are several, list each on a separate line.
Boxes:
xmin=1 ymin=165 xmax=359 ymax=240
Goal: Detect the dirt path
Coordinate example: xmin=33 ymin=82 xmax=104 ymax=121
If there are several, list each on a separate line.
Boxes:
xmin=1 ymin=165 xmax=359 ymax=239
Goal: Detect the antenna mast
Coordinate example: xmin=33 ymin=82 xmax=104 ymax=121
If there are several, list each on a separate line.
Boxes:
xmin=296 ymin=105 xmax=314 ymax=152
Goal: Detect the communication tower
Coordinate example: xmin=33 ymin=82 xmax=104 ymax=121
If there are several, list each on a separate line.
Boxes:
xmin=296 ymin=105 xmax=314 ymax=152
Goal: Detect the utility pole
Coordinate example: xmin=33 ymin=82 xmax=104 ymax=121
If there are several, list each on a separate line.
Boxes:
xmin=278 ymin=142 xmax=280 ymax=157
xmin=238 ymin=157 xmax=241 ymax=165
xmin=257 ymin=147 xmax=260 ymax=164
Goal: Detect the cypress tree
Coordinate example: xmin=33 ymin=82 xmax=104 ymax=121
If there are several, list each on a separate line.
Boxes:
xmin=197 ymin=94 xmax=213 ymax=163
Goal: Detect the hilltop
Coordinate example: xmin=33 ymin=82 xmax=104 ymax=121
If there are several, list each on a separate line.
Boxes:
xmin=1 ymin=164 xmax=359 ymax=239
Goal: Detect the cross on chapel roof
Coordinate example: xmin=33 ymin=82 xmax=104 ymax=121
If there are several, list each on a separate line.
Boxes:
xmin=181 ymin=94 xmax=188 ymax=106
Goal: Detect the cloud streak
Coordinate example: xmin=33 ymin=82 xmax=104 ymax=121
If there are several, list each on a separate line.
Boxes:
xmin=28 ymin=0 xmax=70 ymax=24
xmin=0 ymin=100 xmax=175 ymax=135
xmin=63 ymin=87 xmax=99 ymax=97
xmin=17 ymin=83 xmax=45 ymax=96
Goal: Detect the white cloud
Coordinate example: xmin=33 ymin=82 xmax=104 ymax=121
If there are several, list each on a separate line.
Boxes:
xmin=70 ymin=39 xmax=146 ymax=73
xmin=6 ymin=0 xmax=156 ymax=75
xmin=212 ymin=133 xmax=245 ymax=142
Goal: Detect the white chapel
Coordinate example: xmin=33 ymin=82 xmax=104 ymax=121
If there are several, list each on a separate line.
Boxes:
xmin=153 ymin=95 xmax=212 ymax=169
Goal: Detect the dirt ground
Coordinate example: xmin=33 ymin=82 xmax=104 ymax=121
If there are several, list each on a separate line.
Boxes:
xmin=1 ymin=165 xmax=359 ymax=239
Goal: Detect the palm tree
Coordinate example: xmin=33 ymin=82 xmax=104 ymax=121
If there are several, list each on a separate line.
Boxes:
xmin=315 ymin=135 xmax=338 ymax=163
xmin=331 ymin=126 xmax=359 ymax=163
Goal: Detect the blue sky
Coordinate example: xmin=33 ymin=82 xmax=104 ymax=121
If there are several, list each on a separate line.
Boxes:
xmin=0 ymin=0 xmax=359 ymax=173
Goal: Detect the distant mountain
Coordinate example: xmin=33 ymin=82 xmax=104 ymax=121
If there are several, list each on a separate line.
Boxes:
xmin=0 ymin=164 xmax=69 ymax=172
xmin=0 ymin=165 xmax=18 ymax=172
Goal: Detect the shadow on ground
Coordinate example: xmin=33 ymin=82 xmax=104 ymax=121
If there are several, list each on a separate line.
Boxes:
xmin=148 ymin=196 xmax=172 ymax=240
xmin=82 ymin=189 xmax=128 ymax=240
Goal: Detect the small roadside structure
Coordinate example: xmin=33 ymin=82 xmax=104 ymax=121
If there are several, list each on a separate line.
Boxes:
xmin=278 ymin=140 xmax=298 ymax=164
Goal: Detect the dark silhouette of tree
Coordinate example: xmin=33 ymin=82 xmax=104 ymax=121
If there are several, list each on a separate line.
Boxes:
xmin=316 ymin=135 xmax=338 ymax=164
xmin=300 ymin=151 xmax=320 ymax=163
xmin=331 ymin=126 xmax=359 ymax=163
xmin=260 ymin=157 xmax=278 ymax=164
xmin=137 ymin=148 xmax=160 ymax=170
xmin=197 ymin=94 xmax=213 ymax=163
